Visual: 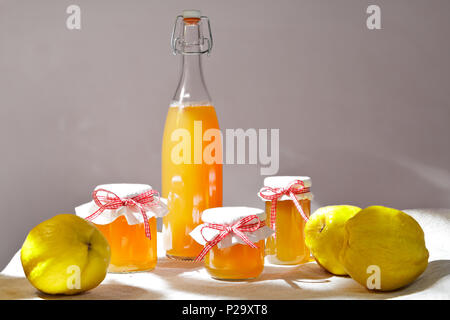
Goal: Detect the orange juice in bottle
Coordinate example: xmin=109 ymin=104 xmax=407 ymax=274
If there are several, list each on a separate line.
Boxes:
xmin=162 ymin=10 xmax=222 ymax=260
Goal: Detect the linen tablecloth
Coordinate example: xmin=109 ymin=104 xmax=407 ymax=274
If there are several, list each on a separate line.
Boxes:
xmin=1 ymin=208 xmax=449 ymax=300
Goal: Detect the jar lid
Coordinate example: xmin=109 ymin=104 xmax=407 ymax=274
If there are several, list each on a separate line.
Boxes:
xmin=94 ymin=183 xmax=152 ymax=198
xmin=75 ymin=183 xmax=168 ymax=226
xmin=201 ymin=206 xmax=266 ymax=225
xmin=264 ymin=176 xmax=311 ymax=188
xmin=260 ymin=176 xmax=313 ymax=202
xmin=190 ymin=206 xmax=274 ymax=249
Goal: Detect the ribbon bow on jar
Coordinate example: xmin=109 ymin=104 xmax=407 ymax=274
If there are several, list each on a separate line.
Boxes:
xmin=85 ymin=188 xmax=160 ymax=239
xmin=194 ymin=215 xmax=265 ymax=262
xmin=259 ymin=179 xmax=310 ymax=235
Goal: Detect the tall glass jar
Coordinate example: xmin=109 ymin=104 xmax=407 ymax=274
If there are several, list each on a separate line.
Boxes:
xmin=259 ymin=176 xmax=313 ymax=265
xmin=162 ymin=10 xmax=223 ymax=260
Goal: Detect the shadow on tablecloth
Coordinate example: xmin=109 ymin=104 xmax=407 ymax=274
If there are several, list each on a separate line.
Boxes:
xmin=148 ymin=258 xmax=450 ymax=299
xmin=37 ymin=280 xmax=164 ymax=300
xmin=0 ymin=275 xmax=163 ymax=300
xmin=0 ymin=275 xmax=36 ymax=299
xmin=1 ymin=259 xmax=448 ymax=300
xmin=379 ymin=259 xmax=450 ymax=299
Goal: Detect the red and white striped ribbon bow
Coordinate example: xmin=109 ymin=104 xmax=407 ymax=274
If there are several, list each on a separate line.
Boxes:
xmin=85 ymin=188 xmax=159 ymax=239
xmin=259 ymin=180 xmax=310 ymax=235
xmin=194 ymin=215 xmax=265 ymax=262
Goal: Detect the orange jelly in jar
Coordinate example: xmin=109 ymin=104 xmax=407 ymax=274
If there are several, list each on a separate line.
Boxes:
xmin=259 ymin=176 xmax=313 ymax=265
xmin=75 ymin=184 xmax=168 ymax=273
xmin=95 ymin=215 xmax=158 ymax=273
xmin=204 ymin=240 xmax=265 ymax=280
xmin=191 ymin=207 xmax=273 ymax=280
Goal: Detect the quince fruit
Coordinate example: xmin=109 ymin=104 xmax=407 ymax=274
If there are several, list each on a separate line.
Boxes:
xmin=21 ymin=214 xmax=111 ymax=295
xmin=340 ymin=206 xmax=429 ymax=291
xmin=304 ymin=205 xmax=361 ymax=275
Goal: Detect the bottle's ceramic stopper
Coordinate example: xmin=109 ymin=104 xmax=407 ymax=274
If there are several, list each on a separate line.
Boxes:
xmin=182 ymin=10 xmax=201 ymax=19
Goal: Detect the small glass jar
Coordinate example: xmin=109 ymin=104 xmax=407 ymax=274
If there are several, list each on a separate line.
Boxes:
xmin=75 ymin=184 xmax=168 ymax=273
xmin=259 ymin=176 xmax=313 ymax=265
xmin=190 ymin=207 xmax=274 ymax=280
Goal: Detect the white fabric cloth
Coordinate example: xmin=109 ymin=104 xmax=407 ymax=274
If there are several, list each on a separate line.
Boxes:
xmin=264 ymin=176 xmax=312 ymax=188
xmin=75 ymin=184 xmax=168 ymax=225
xmin=259 ymin=176 xmax=313 ymax=201
xmin=190 ymin=207 xmax=274 ymax=248
xmin=1 ymin=208 xmax=449 ymax=300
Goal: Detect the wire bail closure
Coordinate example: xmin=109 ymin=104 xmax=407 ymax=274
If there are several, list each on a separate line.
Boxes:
xmin=171 ymin=15 xmax=213 ymax=55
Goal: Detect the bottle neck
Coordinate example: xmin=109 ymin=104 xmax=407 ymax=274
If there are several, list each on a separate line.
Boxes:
xmin=172 ymin=21 xmax=212 ymax=106
xmin=172 ymin=54 xmax=211 ymax=105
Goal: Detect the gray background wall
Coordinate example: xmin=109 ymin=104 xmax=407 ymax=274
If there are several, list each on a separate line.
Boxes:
xmin=1 ymin=0 xmax=449 ymax=269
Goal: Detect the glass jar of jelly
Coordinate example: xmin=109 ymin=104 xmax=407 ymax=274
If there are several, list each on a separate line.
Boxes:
xmin=190 ymin=207 xmax=274 ymax=280
xmin=75 ymin=184 xmax=168 ymax=273
xmin=259 ymin=176 xmax=313 ymax=265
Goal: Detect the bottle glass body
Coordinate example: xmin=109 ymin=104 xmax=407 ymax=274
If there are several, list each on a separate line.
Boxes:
xmin=162 ymin=17 xmax=222 ymax=260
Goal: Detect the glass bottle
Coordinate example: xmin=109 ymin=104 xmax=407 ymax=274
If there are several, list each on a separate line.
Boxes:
xmin=162 ymin=10 xmax=223 ymax=260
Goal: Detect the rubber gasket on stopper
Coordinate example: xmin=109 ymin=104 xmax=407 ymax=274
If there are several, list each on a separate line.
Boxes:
xmin=182 ymin=9 xmax=201 ymax=19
